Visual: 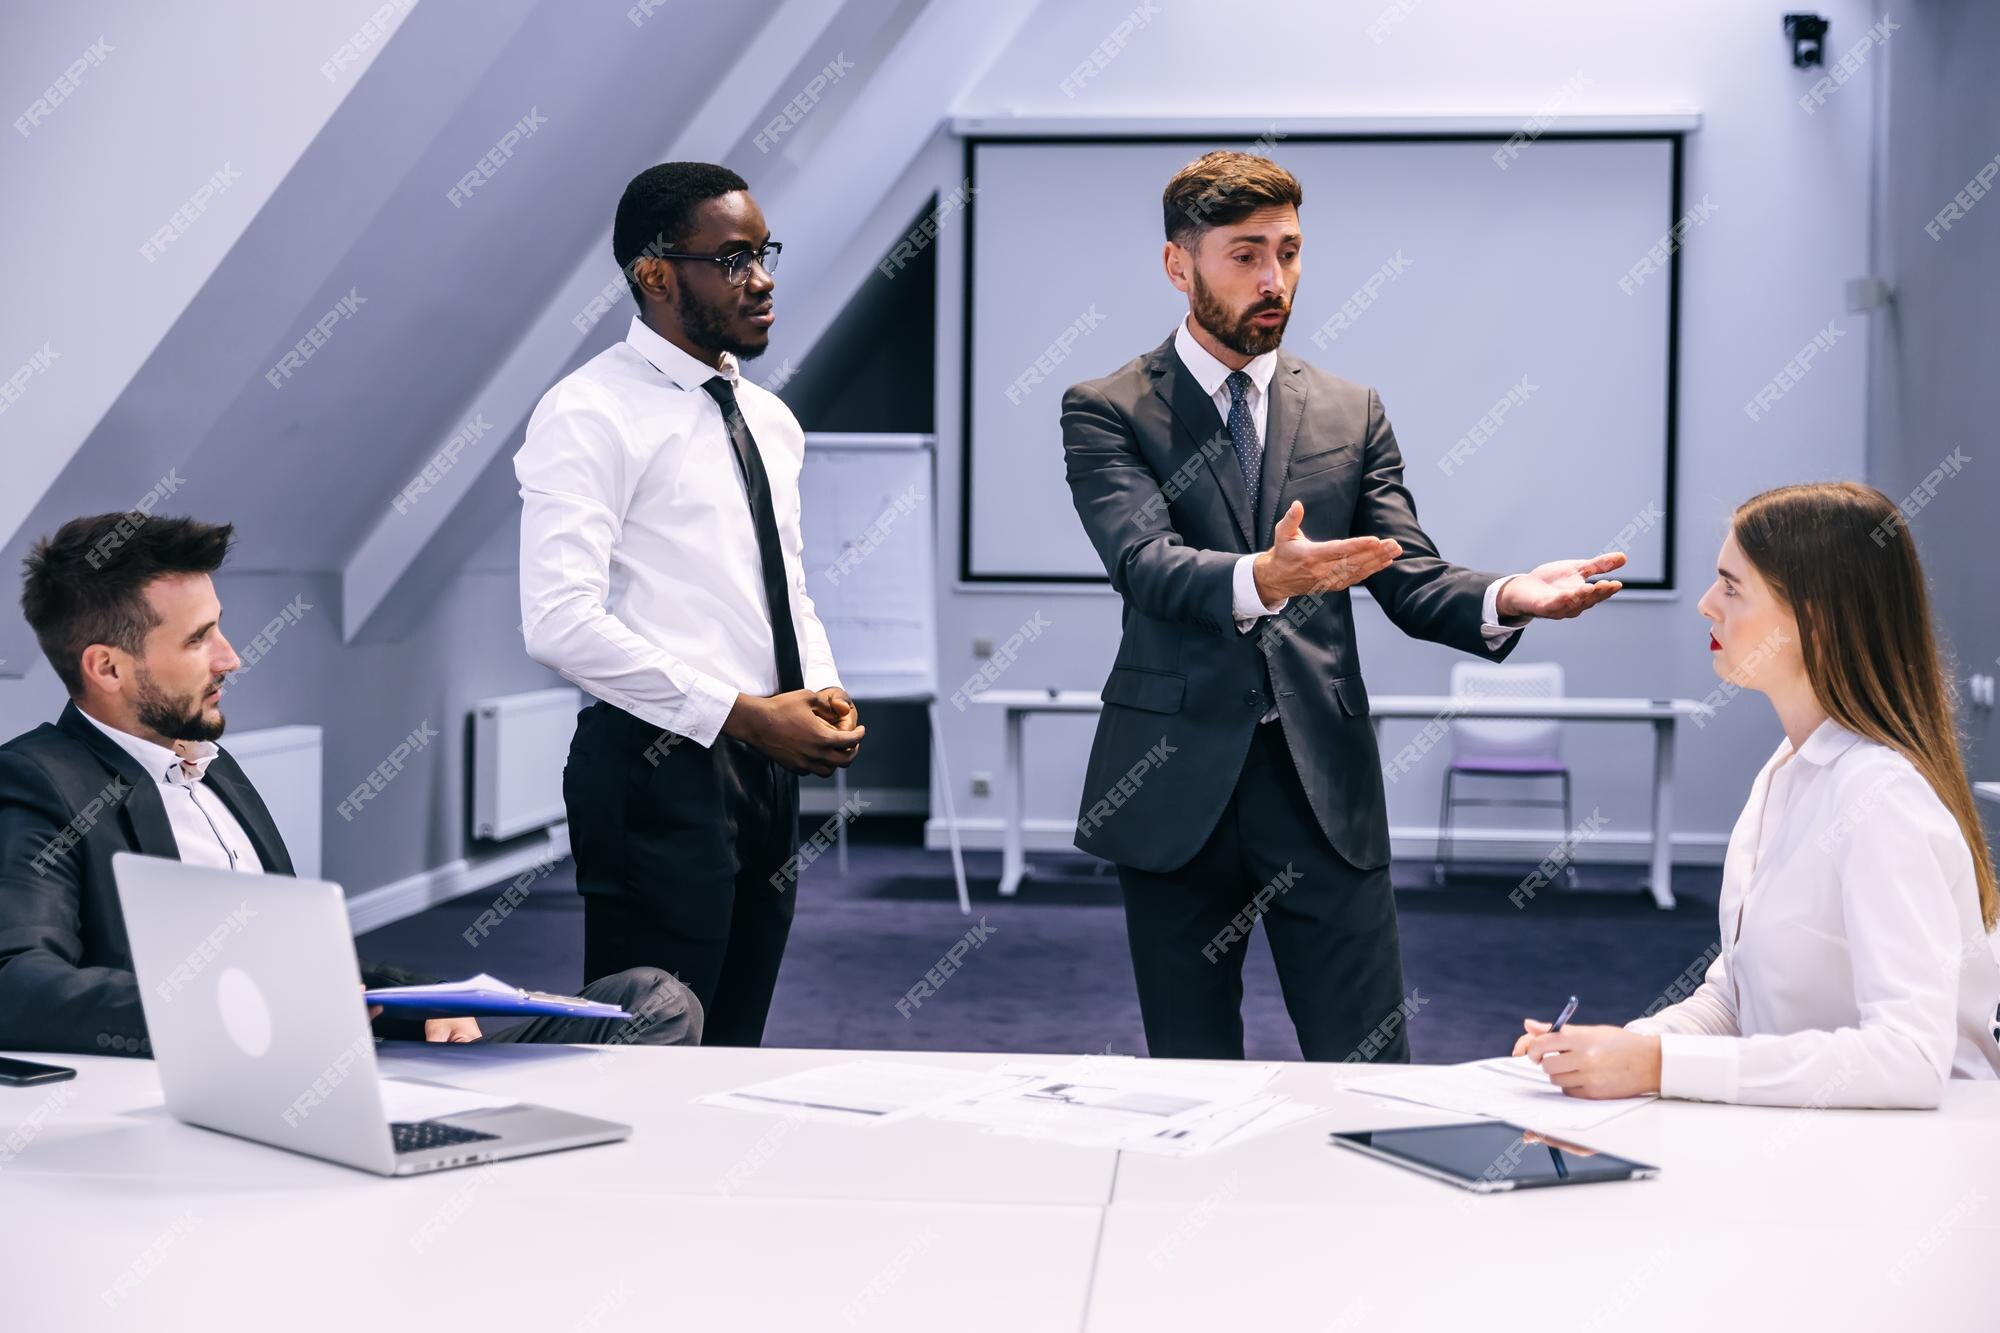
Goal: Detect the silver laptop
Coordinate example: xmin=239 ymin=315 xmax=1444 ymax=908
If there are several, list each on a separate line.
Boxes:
xmin=114 ymin=852 xmax=630 ymax=1176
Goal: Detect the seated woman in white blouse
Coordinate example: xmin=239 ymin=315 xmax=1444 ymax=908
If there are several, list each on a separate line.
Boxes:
xmin=1512 ymin=481 xmax=2000 ymax=1109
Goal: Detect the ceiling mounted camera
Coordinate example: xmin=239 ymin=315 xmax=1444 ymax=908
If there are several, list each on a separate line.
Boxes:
xmin=1783 ymin=12 xmax=1830 ymax=68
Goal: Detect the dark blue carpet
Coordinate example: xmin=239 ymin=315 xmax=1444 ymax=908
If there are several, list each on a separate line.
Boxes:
xmin=357 ymin=820 xmax=1721 ymax=1064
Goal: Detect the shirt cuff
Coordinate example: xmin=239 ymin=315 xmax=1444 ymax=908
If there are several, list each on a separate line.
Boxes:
xmin=1231 ymin=553 xmax=1286 ymax=631
xmin=672 ymin=670 xmax=743 ymax=750
xmin=1481 ymin=575 xmax=1530 ymax=645
xmin=1656 ymin=1032 xmax=1740 ymax=1103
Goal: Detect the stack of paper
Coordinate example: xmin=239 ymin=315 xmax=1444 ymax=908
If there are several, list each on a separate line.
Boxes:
xmin=931 ymin=1057 xmax=1280 ymax=1149
xmin=1117 ymin=1093 xmax=1327 ymax=1158
xmin=378 ymin=1078 xmax=518 ymax=1121
xmin=696 ymin=1056 xmax=1329 ymax=1157
xmin=693 ymin=1062 xmax=1028 ymax=1124
xmin=1342 ymin=1055 xmax=1655 ymax=1132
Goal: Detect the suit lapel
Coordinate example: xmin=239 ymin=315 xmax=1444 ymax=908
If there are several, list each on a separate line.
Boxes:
xmin=54 ymin=703 xmax=295 ymax=876
xmin=1255 ymin=358 xmax=1309 ymax=543
xmin=202 ymin=758 xmax=294 ymax=876
xmin=55 ymin=702 xmax=180 ymax=861
xmin=1150 ymin=337 xmax=1254 ymax=550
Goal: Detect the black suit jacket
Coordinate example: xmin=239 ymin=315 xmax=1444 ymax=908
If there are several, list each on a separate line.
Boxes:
xmin=0 ymin=702 xmax=428 ymax=1055
xmin=1062 ymin=333 xmax=1520 ymax=874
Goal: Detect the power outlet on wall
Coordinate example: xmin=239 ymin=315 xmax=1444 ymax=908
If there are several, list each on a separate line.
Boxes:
xmin=1969 ymin=673 xmax=1996 ymax=710
xmin=972 ymin=637 xmax=994 ymax=658
xmin=970 ymin=772 xmax=992 ymax=798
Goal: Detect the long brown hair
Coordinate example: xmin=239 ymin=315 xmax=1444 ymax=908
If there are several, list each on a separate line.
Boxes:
xmin=1733 ymin=482 xmax=1997 ymax=930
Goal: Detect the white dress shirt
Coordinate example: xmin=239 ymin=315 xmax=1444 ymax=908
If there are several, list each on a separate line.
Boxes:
xmin=1169 ymin=320 xmax=1523 ymax=720
xmin=1626 ymin=719 xmax=2000 ymax=1108
xmin=515 ymin=316 xmax=841 ymax=748
xmin=78 ymin=708 xmax=264 ymax=874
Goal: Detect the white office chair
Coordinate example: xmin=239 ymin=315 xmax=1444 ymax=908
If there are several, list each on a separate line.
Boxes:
xmin=1434 ymin=661 xmax=1573 ymax=888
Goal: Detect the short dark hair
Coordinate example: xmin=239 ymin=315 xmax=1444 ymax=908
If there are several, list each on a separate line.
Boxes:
xmin=613 ymin=161 xmax=750 ymax=308
xmin=1162 ymin=151 xmax=1304 ymax=249
xmin=20 ymin=514 xmax=234 ymax=697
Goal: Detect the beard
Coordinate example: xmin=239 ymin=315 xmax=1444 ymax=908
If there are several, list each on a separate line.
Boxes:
xmin=1190 ymin=267 xmax=1290 ymax=357
xmin=675 ymin=283 xmax=767 ymax=361
xmin=134 ymin=666 xmax=226 ymax=743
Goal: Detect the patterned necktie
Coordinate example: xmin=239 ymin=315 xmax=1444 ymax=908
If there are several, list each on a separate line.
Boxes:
xmin=701 ymin=376 xmax=806 ymax=694
xmin=171 ymin=747 xmax=214 ymax=784
xmin=1225 ymin=369 xmax=1262 ymax=515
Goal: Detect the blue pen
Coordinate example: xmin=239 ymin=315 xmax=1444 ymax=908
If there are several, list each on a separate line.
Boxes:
xmin=1548 ymin=995 xmax=1579 ymax=1033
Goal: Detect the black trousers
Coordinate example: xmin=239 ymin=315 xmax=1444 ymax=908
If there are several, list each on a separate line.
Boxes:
xmin=1117 ymin=721 xmax=1411 ymax=1063
xmin=565 ymin=701 xmax=799 ymax=1048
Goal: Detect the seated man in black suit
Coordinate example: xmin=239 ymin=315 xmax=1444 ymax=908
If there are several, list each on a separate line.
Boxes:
xmin=0 ymin=512 xmax=701 ymax=1056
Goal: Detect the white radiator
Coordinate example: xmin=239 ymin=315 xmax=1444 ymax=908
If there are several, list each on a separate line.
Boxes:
xmin=225 ymin=725 xmax=323 ymax=879
xmin=470 ymin=688 xmax=582 ymax=841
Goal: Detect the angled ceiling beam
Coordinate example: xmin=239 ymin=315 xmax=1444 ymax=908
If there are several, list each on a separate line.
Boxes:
xmin=0 ymin=3 xmax=413 ymax=551
xmin=0 ymin=0 xmax=541 ymax=677
xmin=339 ymin=0 xmax=1045 ymax=643
xmin=339 ymin=0 xmax=857 ymax=642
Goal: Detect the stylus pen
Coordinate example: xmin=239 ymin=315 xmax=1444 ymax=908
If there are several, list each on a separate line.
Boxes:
xmin=1548 ymin=995 xmax=1579 ymax=1033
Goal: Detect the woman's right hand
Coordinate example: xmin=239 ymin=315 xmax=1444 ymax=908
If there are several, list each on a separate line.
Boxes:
xmin=1512 ymin=1018 xmax=1552 ymax=1057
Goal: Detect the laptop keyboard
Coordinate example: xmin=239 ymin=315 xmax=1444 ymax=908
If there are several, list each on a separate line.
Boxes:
xmin=391 ymin=1120 xmax=502 ymax=1154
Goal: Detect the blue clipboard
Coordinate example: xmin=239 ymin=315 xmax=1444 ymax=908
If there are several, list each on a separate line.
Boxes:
xmin=364 ymin=973 xmax=630 ymax=1020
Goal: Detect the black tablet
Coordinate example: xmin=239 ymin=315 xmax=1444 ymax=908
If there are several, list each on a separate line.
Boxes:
xmin=1330 ymin=1122 xmax=1660 ymax=1192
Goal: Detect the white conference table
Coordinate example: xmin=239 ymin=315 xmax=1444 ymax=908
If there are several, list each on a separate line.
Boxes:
xmin=5 ymin=1043 xmax=1995 ymax=1332
xmin=973 ymin=690 xmax=1705 ymax=908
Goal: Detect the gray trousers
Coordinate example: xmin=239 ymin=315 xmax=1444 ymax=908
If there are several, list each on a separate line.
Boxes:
xmin=483 ymin=966 xmax=703 ymax=1047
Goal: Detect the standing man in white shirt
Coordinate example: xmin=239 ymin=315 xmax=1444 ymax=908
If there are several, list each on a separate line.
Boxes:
xmin=516 ymin=162 xmax=860 ymax=1047
xmin=1061 ymin=151 xmax=1626 ymax=1062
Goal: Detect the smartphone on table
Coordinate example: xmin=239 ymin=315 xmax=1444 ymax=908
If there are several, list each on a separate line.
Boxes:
xmin=0 ymin=1056 xmax=77 ymax=1086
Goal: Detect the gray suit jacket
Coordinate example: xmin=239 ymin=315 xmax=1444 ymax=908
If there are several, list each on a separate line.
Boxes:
xmin=1062 ymin=332 xmax=1519 ymax=874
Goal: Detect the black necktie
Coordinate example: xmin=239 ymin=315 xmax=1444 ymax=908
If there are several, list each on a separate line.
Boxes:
xmin=702 ymin=376 xmax=805 ymax=694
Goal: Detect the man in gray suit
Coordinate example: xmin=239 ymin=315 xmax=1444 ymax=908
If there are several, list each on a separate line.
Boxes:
xmin=1062 ymin=151 xmax=1624 ymax=1062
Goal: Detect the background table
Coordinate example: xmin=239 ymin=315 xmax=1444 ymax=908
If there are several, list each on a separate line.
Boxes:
xmin=1371 ymin=695 xmax=1706 ymax=909
xmin=972 ymin=691 xmax=1705 ymax=908
xmin=970 ymin=689 xmax=1106 ymax=898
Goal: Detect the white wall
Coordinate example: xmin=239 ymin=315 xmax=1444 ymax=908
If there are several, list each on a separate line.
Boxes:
xmin=1873 ymin=0 xmax=2000 ymax=782
xmin=923 ymin=0 xmax=1881 ymax=868
xmin=0 ymin=0 xmax=1030 ymax=913
xmin=0 ymin=0 xmax=1894 ymax=905
xmin=0 ymin=0 xmax=411 ymax=557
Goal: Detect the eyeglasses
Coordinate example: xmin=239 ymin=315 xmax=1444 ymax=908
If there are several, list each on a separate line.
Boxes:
xmin=656 ymin=241 xmax=782 ymax=287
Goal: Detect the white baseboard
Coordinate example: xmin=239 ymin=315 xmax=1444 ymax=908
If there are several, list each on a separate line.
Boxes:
xmin=799 ymin=785 xmax=928 ymax=817
xmin=345 ymin=823 xmax=572 ymax=935
xmin=1387 ymin=825 xmax=1728 ymax=867
xmin=923 ymin=817 xmax=1729 ymax=867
